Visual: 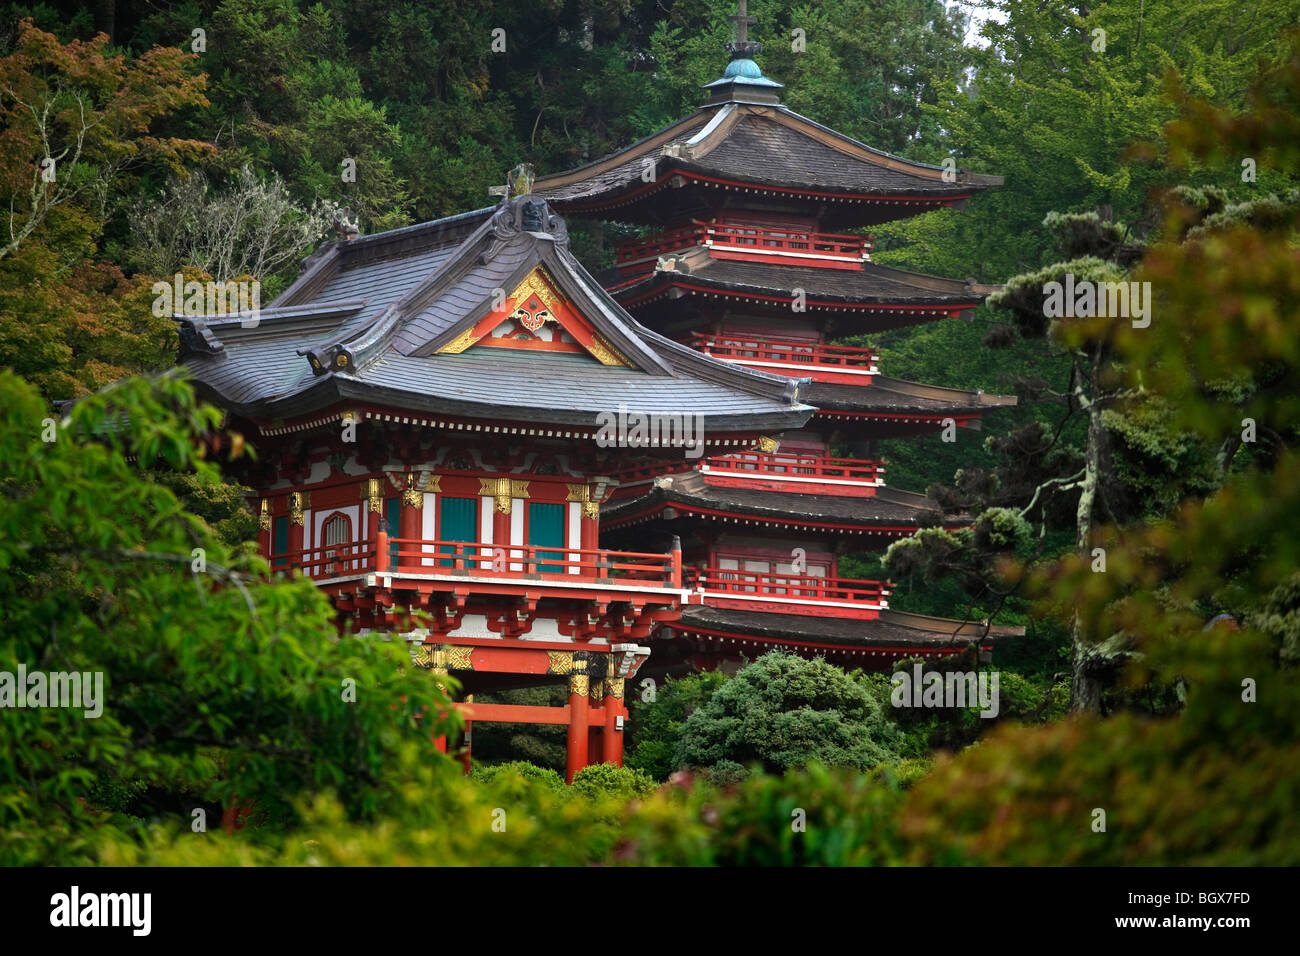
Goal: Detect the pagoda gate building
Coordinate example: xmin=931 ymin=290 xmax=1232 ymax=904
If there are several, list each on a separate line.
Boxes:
xmin=533 ymin=22 xmax=1023 ymax=675
xmin=179 ymin=192 xmax=815 ymax=780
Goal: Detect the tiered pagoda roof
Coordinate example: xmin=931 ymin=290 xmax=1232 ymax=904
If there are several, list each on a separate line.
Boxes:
xmin=526 ymin=23 xmax=1025 ymax=662
xmin=602 ymin=469 xmax=962 ymax=540
xmin=606 ymin=254 xmax=1000 ymax=329
xmin=535 ymin=100 xmax=1002 ymax=228
xmin=670 ymin=606 xmax=1024 ymax=658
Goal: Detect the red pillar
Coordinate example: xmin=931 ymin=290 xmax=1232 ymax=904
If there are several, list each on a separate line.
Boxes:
xmin=588 ymin=678 xmax=605 ymax=764
xmin=565 ymin=670 xmax=589 ymax=783
xmin=399 ymin=478 xmax=422 ymax=573
xmin=288 ymin=492 xmax=305 ymax=574
xmin=604 ymin=677 xmax=625 ymax=767
xmin=580 ymin=499 xmax=599 ymax=552
xmin=492 ymin=495 xmax=512 ymax=571
xmin=461 ymin=693 xmax=473 ymax=774
xmin=257 ymin=499 xmax=272 ymax=561
xmin=366 ymin=478 xmax=383 ymax=569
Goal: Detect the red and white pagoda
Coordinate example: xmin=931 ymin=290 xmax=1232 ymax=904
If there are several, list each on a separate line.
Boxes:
xmin=533 ymin=11 xmax=1023 ymax=676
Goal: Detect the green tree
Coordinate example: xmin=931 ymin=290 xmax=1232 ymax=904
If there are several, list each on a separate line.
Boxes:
xmin=0 ymin=369 xmax=458 ymax=864
xmin=625 ymin=669 xmax=729 ymax=780
xmin=675 ymin=652 xmax=903 ymax=775
xmin=895 ymin=33 xmax=1300 ymax=864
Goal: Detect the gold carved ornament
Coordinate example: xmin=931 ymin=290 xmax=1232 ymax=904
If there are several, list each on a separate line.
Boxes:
xmin=569 ymin=674 xmax=590 ymax=697
xmin=443 ymin=645 xmax=474 ymax=670
xmin=401 ymin=474 xmax=423 ymax=509
xmin=363 ymin=478 xmax=383 ymax=514
xmin=289 ymin=491 xmax=309 ymax=526
xmin=546 ymin=651 xmax=574 ymax=675
xmin=438 ymin=327 xmax=477 ymax=355
xmin=259 ymin=499 xmax=272 ymax=531
xmin=756 ymin=435 xmax=781 ymax=454
xmin=588 ymin=333 xmax=632 ymax=368
xmin=566 ymin=483 xmax=601 ymax=520
xmin=481 ymin=478 xmax=530 ymax=514
xmin=607 ymin=677 xmax=625 ymax=699
xmin=436 ymin=268 xmax=565 ymax=355
xmin=589 ymin=678 xmax=605 ymax=703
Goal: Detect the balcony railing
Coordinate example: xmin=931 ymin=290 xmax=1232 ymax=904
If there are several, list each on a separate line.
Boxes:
xmin=687 ymin=567 xmax=890 ymax=619
xmin=701 ymin=451 xmax=884 ymax=493
xmin=690 ymin=333 xmax=878 ymax=383
xmin=615 ymin=220 xmax=871 ymax=270
xmin=275 ymin=534 xmax=683 ymax=590
xmin=609 ymin=451 xmax=885 ymax=498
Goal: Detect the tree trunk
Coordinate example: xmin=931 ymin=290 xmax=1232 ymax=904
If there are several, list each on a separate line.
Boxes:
xmin=1068 ymin=378 xmax=1105 ymax=713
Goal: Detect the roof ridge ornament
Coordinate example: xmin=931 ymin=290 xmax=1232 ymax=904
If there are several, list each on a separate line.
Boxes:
xmin=481 ymin=190 xmax=569 ymax=264
xmin=703 ymin=1 xmax=783 ymax=105
xmin=488 ymin=162 xmax=535 ymax=202
xmin=726 ymin=0 xmax=761 ymax=59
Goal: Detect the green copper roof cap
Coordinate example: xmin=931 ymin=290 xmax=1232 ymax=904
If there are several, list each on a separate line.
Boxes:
xmin=725 ymin=57 xmax=763 ymax=79
xmin=703 ymin=1 xmax=783 ymax=104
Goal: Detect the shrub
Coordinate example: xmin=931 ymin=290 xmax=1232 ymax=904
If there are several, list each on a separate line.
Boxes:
xmin=675 ymin=652 xmax=903 ymax=775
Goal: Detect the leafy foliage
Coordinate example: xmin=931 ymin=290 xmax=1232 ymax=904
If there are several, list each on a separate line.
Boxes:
xmin=675 ymin=652 xmax=904 ymax=775
xmin=0 ymin=369 xmax=458 ymax=865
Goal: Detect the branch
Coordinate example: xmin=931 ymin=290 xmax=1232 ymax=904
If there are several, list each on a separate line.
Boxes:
xmin=1019 ymin=468 xmax=1087 ymax=519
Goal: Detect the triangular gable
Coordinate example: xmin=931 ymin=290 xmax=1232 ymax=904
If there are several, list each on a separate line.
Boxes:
xmin=435 ymin=265 xmax=633 ymax=367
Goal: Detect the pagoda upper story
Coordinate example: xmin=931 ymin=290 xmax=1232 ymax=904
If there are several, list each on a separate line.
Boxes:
xmin=535 ymin=54 xmax=1000 ymax=232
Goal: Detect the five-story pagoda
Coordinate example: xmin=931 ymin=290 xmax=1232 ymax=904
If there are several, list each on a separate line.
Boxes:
xmin=535 ymin=5 xmax=1023 ymax=675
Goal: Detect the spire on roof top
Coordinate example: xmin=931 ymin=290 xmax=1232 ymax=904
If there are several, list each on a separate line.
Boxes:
xmin=703 ymin=1 xmax=783 ymax=105
xmin=726 ymin=0 xmax=761 ymax=58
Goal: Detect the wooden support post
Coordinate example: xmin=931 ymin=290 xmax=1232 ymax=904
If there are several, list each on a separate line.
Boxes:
xmin=399 ymin=477 xmax=422 ymax=573
xmin=565 ymin=667 xmax=590 ymax=783
xmin=288 ymin=492 xmax=306 ymax=574
xmin=588 ymin=677 xmax=605 ymax=764
xmin=461 ymin=693 xmax=473 ymax=774
xmin=493 ymin=502 xmax=512 ymax=571
xmin=366 ymin=477 xmax=383 ymax=569
xmin=605 ymin=676 xmax=625 ymax=767
xmin=257 ymin=499 xmax=272 ymax=561
xmin=670 ymin=534 xmax=683 ymax=588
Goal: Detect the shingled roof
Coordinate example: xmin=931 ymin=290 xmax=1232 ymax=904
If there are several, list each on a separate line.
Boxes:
xmin=804 ymin=376 xmax=1018 ymax=418
xmin=606 ymin=251 xmax=1000 ymax=328
xmin=176 ymin=197 xmax=816 ymax=434
xmin=601 ymin=469 xmax=963 ymax=535
xmin=534 ymin=101 xmax=1002 ymax=226
xmin=671 ymin=605 xmax=1024 ymax=650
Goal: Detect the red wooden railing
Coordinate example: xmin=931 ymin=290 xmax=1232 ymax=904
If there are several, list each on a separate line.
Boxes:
xmin=273 ymin=541 xmax=374 ymax=577
xmin=275 ymin=535 xmax=683 ymax=589
xmin=687 ymin=566 xmax=889 ymax=605
xmin=701 ymin=451 xmax=884 ymax=485
xmin=614 ymin=220 xmax=871 ymax=267
xmin=690 ymin=334 xmax=878 ymax=375
xmin=608 ymin=451 xmax=884 ymax=491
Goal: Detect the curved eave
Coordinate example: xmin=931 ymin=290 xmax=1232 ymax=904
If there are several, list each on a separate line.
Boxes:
xmin=671 ymin=606 xmax=1022 ymax=651
xmin=546 ymin=163 xmax=981 ymax=217
xmin=601 ymin=481 xmax=965 ymax=535
xmin=184 ymin=368 xmax=815 ymax=436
